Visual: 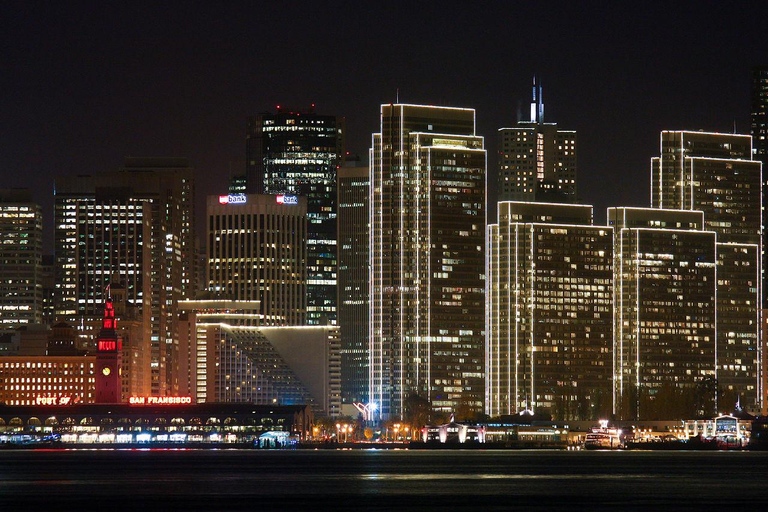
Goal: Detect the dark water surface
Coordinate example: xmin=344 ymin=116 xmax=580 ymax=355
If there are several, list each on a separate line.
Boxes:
xmin=1 ymin=449 xmax=766 ymax=510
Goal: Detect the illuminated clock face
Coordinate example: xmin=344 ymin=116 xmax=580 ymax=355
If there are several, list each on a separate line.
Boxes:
xmin=102 ymin=367 xmax=111 ymax=376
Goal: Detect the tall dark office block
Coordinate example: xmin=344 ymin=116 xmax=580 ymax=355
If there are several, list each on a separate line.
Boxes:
xmin=246 ymin=106 xmax=344 ymax=326
xmin=337 ymin=164 xmax=369 ymax=404
xmin=752 ymin=67 xmax=768 ymax=309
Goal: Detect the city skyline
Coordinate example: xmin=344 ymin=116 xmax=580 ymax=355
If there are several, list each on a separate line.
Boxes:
xmin=2 ymin=5 xmax=768 ymax=507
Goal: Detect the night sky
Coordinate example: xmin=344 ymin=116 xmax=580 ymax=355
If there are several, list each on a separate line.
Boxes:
xmin=2 ymin=2 xmax=767 ymax=250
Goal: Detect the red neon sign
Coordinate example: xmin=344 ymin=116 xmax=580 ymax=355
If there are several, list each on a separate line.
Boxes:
xmin=128 ymin=396 xmax=193 ymax=405
xmin=98 ymin=340 xmax=117 ymax=352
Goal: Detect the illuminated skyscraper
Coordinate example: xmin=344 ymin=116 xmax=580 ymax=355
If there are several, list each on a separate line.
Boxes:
xmin=370 ymin=104 xmax=486 ymax=419
xmin=651 ymin=131 xmax=762 ymax=411
xmin=246 ymin=107 xmax=343 ymax=325
xmin=753 ymin=67 xmax=768 ymax=166
xmin=486 ymin=202 xmax=612 ymax=420
xmin=610 ymin=208 xmax=717 ymax=420
xmin=206 ymin=193 xmax=307 ymax=325
xmin=752 ymin=67 xmax=768 ymax=310
xmin=498 ymin=78 xmax=577 ymax=203
xmin=54 ymin=158 xmax=195 ymax=395
xmin=0 ymin=189 xmax=43 ymax=327
xmin=337 ymin=164 xmax=370 ymax=404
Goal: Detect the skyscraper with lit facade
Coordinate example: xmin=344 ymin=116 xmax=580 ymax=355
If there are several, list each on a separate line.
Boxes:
xmin=610 ymin=208 xmax=717 ymax=420
xmin=206 ymin=193 xmax=307 ymax=325
xmin=0 ymin=189 xmax=43 ymax=327
xmin=498 ymin=78 xmax=577 ymax=203
xmin=337 ymin=164 xmax=369 ymax=404
xmin=486 ymin=202 xmax=612 ymax=420
xmin=752 ymin=67 xmax=768 ymax=312
xmin=54 ymin=158 xmax=195 ymax=396
xmin=650 ymin=131 xmax=762 ymax=411
xmin=246 ymin=107 xmax=343 ymax=326
xmin=754 ymin=67 xmax=768 ymax=166
xmin=370 ymin=104 xmax=486 ymax=419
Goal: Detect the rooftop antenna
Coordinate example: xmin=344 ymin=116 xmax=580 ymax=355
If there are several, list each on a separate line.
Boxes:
xmin=531 ymin=76 xmax=544 ymax=123
xmin=396 ymin=87 xmax=400 ymax=103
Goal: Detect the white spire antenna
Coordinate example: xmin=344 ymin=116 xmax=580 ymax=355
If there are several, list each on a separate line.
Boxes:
xmin=530 ymin=76 xmax=544 ymax=123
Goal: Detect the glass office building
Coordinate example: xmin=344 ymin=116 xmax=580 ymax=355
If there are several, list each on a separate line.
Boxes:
xmin=246 ymin=107 xmax=343 ymax=326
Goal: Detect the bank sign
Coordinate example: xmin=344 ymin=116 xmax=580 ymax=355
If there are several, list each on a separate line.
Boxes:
xmin=276 ymin=195 xmax=298 ymax=205
xmin=219 ymin=194 xmax=247 ymax=204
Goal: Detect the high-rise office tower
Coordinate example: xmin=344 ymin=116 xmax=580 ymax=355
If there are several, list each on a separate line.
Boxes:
xmin=207 ymin=193 xmax=307 ymax=325
xmin=370 ymin=104 xmax=486 ymax=419
xmin=0 ymin=189 xmax=43 ymax=327
xmin=755 ymin=67 xmax=768 ymax=163
xmin=486 ymin=202 xmax=613 ymax=420
xmin=610 ymin=208 xmax=717 ymax=420
xmin=498 ymin=78 xmax=577 ymax=203
xmin=338 ymin=166 xmax=371 ymax=403
xmin=651 ymin=131 xmax=762 ymax=410
xmin=752 ymin=67 xmax=768 ymax=310
xmin=337 ymin=164 xmax=370 ymax=404
xmin=54 ymin=158 xmax=195 ymax=395
xmin=246 ymin=107 xmax=343 ymax=326
xmin=754 ymin=67 xmax=768 ymax=411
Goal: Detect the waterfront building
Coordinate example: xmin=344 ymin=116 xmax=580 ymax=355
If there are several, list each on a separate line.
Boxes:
xmin=486 ymin=202 xmax=612 ymax=421
xmin=0 ymin=189 xmax=43 ymax=327
xmin=206 ymin=193 xmax=307 ymax=325
xmin=370 ymin=104 xmax=486 ymax=419
xmin=650 ymin=132 xmax=762 ymax=411
xmin=337 ymin=164 xmax=369 ymax=404
xmin=177 ymin=301 xmax=340 ymax=417
xmin=54 ymin=158 xmax=195 ymax=396
xmin=0 ymin=402 xmax=313 ymax=442
xmin=498 ymin=78 xmax=577 ymax=203
xmin=246 ymin=107 xmax=343 ymax=325
xmin=609 ymin=207 xmax=717 ymax=420
xmin=0 ymin=355 xmax=96 ymax=406
xmin=176 ymin=299 xmax=266 ymax=403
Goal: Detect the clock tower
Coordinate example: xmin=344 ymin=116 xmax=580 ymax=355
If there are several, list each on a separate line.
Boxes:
xmin=95 ymin=296 xmax=123 ymax=403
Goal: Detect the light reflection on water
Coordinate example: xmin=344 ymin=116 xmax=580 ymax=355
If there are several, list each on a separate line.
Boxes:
xmin=0 ymin=450 xmax=765 ymax=508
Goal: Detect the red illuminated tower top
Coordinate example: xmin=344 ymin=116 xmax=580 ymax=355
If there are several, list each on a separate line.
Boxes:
xmin=97 ymin=297 xmax=121 ymax=353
